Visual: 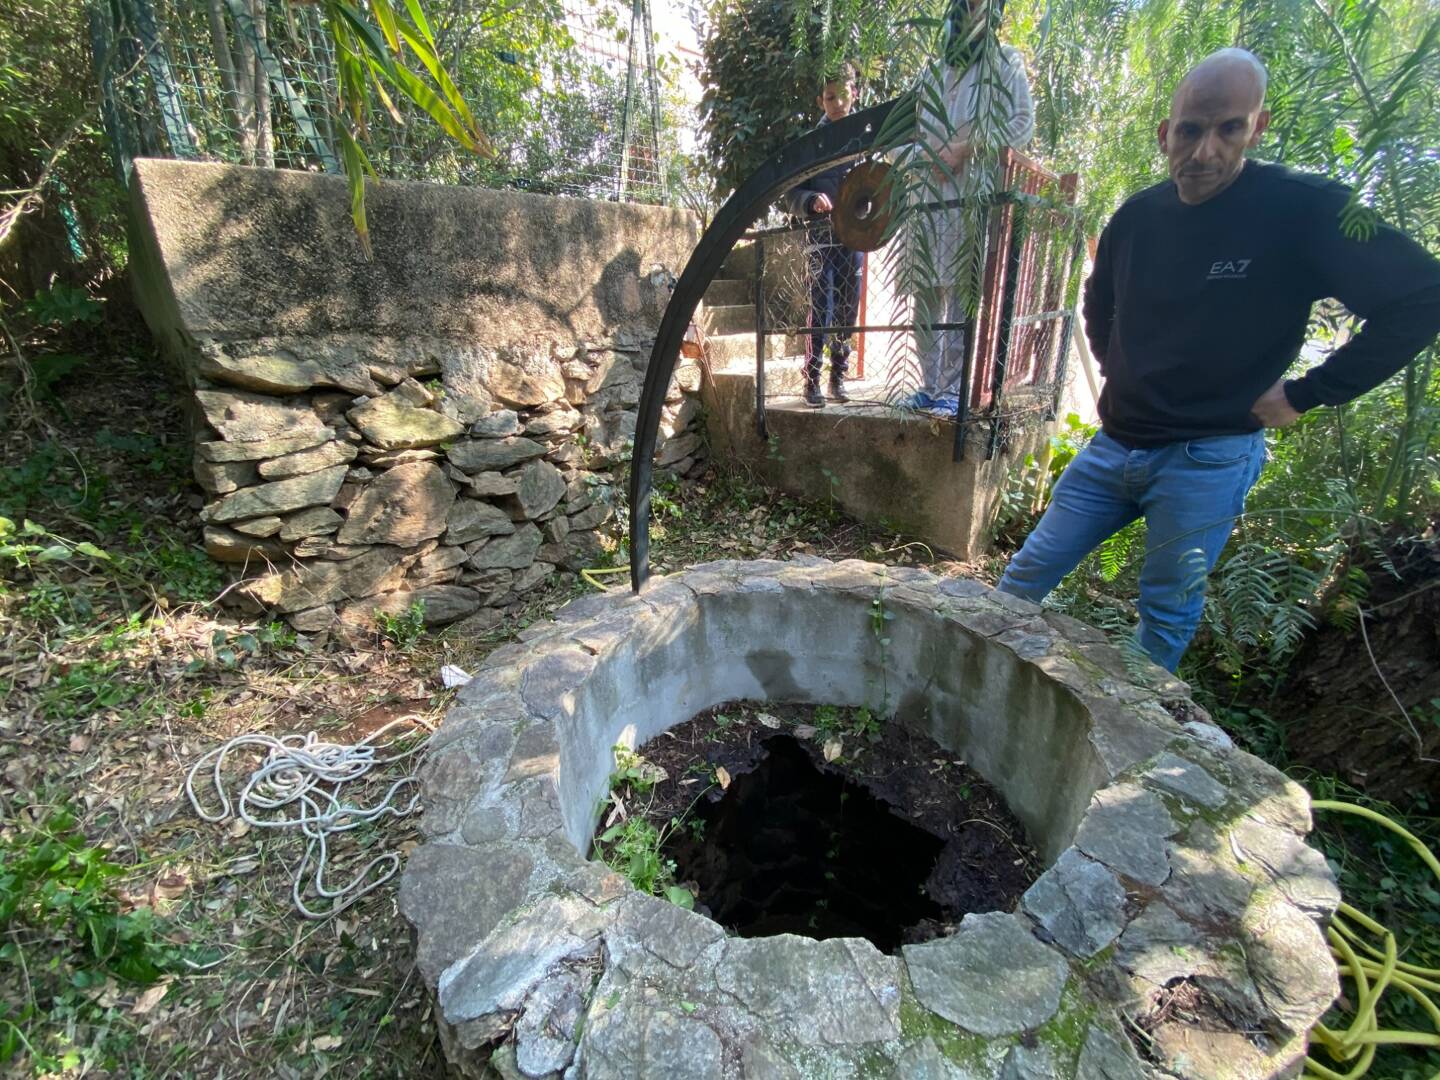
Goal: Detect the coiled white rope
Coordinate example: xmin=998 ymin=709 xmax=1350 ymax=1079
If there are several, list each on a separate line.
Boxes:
xmin=185 ymin=717 xmax=432 ymax=919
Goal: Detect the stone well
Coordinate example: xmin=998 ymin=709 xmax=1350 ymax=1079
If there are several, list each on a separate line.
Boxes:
xmin=401 ymin=558 xmax=1340 ymax=1079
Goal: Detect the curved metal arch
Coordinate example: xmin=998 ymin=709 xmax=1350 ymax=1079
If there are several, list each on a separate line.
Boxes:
xmin=628 ymin=98 xmax=901 ymax=591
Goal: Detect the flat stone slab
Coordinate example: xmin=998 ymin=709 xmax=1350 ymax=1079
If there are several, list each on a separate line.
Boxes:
xmin=1021 ymin=848 xmax=1126 ymax=958
xmin=400 ymin=558 xmax=1340 ymax=1079
xmin=903 ymin=912 xmax=1068 ymax=1037
xmin=715 ymin=935 xmax=902 ymax=1045
xmin=1074 ymin=782 xmax=1177 ymax=886
xmin=1143 ymin=751 xmax=1229 ymax=809
xmin=579 ymin=988 xmax=725 ymax=1080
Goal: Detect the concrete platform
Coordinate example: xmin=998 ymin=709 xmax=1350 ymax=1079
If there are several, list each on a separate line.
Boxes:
xmin=702 ymin=365 xmax=1043 ymax=560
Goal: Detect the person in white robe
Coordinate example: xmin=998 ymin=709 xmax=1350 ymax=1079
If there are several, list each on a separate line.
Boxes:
xmin=911 ymin=0 xmax=1035 ymax=407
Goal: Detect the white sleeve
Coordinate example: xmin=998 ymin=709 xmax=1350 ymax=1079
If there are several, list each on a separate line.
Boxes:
xmin=914 ymin=63 xmax=953 ymax=159
xmin=1002 ymin=50 xmax=1036 ymax=148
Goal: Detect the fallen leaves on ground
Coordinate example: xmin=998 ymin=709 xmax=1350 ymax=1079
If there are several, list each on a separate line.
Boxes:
xmin=0 ymin=351 xmax=968 ymax=1078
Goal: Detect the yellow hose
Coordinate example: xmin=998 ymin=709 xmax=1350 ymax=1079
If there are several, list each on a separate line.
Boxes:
xmin=580 ymin=565 xmax=630 ymax=590
xmin=1304 ymin=800 xmax=1440 ymax=1079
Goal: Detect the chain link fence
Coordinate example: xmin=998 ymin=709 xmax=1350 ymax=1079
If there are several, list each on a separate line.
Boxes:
xmin=738 ymin=149 xmax=1083 ymax=460
xmin=91 ymin=0 xmax=675 ymax=204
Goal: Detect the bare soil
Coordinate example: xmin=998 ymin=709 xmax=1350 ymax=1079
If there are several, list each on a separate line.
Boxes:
xmin=602 ymin=701 xmax=1041 ymax=952
xmin=1273 ymin=529 xmax=1440 ymax=805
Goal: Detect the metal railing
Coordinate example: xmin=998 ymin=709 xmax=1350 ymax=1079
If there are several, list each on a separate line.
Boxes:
xmin=742 ymin=147 xmax=1082 ymax=461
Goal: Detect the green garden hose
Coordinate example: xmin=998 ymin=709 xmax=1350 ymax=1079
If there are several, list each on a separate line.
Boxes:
xmin=1305 ymin=800 xmax=1440 ymax=1079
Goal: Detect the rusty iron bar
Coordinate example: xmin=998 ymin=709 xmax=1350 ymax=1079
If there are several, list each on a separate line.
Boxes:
xmin=986 ymin=202 xmax=1029 ymax=460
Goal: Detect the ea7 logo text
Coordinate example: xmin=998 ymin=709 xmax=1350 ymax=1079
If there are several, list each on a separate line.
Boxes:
xmin=1208 ymin=259 xmax=1252 ymax=279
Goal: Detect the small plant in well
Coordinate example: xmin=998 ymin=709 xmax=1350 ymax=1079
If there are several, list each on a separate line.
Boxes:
xmin=819 ymin=466 xmax=842 ymax=517
xmin=811 ymin=704 xmax=884 ymax=762
xmin=869 ymin=589 xmax=896 ymax=710
xmin=609 ymin=745 xmax=665 ymax=795
xmin=851 ymin=706 xmax=883 ymax=744
xmin=594 ymin=745 xmax=704 ymax=909
xmin=593 ymin=817 xmax=695 ymax=909
xmin=375 ymin=600 xmax=427 ymax=648
xmin=813 ymin=704 xmax=844 ymax=740
xmin=819 ymin=705 xmax=883 ymax=743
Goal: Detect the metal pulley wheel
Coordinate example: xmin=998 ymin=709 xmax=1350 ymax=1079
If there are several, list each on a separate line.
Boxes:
xmin=831 ymin=161 xmax=896 ymax=252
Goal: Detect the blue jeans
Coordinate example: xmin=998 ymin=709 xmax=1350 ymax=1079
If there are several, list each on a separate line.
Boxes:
xmin=805 ymin=236 xmax=862 ymax=381
xmin=996 ymin=430 xmax=1267 ymax=672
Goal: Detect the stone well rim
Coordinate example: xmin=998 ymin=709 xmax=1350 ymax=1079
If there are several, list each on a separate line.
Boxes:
xmin=401 ymin=557 xmax=1341 ymax=1080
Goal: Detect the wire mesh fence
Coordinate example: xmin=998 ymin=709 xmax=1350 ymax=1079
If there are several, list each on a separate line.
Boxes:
xmin=738 ymin=149 xmax=1083 ymax=460
xmin=91 ymin=0 xmax=675 ymax=204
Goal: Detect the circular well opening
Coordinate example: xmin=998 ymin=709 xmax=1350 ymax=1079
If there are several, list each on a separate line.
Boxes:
xmin=591 ymin=700 xmax=1042 ymax=954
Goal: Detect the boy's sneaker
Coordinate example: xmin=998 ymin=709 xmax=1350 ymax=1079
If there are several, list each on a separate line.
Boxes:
xmin=803 ymin=379 xmax=826 ymax=408
xmin=828 ymin=371 xmax=850 ymax=403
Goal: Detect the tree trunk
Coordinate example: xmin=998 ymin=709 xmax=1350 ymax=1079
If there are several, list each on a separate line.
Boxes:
xmin=206 ymin=0 xmax=253 ymax=163
xmin=229 ymin=0 xmax=258 ymax=163
xmin=250 ymin=0 xmax=273 ymax=166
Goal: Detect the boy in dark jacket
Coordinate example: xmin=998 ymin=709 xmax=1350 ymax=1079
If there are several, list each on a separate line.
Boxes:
xmin=785 ymin=64 xmax=863 ymax=408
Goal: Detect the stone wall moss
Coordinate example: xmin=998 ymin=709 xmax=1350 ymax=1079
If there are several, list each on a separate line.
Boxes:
xmin=898 ymin=983 xmax=1007 ymax=1072
xmin=1034 ymin=980 xmax=1098 ymax=1065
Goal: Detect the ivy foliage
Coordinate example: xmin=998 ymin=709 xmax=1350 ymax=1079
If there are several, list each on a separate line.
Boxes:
xmin=1 ymin=807 xmax=179 ymax=1071
xmin=697 ymin=0 xmax=939 ymax=203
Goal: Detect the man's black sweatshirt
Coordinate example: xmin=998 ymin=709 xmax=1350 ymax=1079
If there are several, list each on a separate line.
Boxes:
xmin=1083 ymin=160 xmax=1440 ymax=446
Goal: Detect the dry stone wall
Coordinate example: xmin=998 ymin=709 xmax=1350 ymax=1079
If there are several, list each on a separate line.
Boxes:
xmin=127 ymin=159 xmax=703 ymax=633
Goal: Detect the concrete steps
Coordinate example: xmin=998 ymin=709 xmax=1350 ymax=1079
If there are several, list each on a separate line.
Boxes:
xmin=722 ymin=243 xmax=758 ymax=278
xmin=707 ymin=332 xmax=810 ymax=368
xmin=710 ymin=363 xmax=807 ymax=398
xmin=704 ymin=277 xmax=752 ymax=307
xmin=703 ymin=304 xmax=755 ymax=336
xmin=701 ymin=248 xmax=806 ymax=370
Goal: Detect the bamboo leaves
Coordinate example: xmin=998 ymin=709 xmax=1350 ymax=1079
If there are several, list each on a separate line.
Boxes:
xmin=319 ymin=0 xmax=491 ymax=254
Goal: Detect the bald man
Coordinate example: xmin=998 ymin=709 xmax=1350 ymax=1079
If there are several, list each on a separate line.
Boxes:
xmin=996 ymin=48 xmax=1440 ymax=672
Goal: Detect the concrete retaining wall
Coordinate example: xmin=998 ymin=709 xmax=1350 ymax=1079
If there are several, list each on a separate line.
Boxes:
xmin=703 ymin=371 xmax=1045 ymax=559
xmin=128 ymin=159 xmax=703 ymax=632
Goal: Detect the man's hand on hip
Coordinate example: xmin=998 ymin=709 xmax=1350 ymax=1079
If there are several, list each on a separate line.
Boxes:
xmin=1250 ymin=378 xmax=1302 ymax=428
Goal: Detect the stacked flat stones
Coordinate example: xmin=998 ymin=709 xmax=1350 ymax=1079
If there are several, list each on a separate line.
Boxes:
xmin=401 ymin=558 xmax=1340 ymax=1080
xmin=190 ymin=337 xmax=702 ymax=632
